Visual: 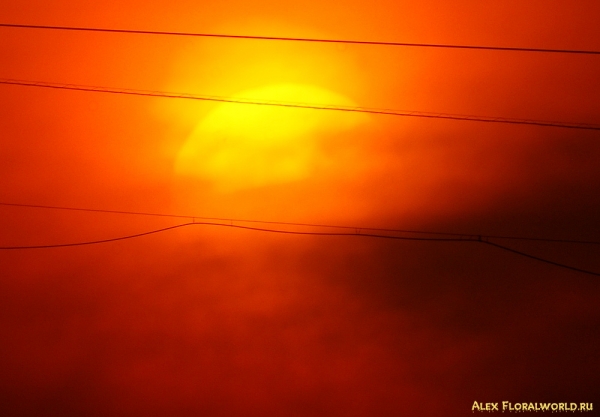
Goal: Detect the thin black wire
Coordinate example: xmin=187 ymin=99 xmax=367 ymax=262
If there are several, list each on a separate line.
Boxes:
xmin=1 ymin=221 xmax=598 ymax=276
xmin=1 ymin=23 xmax=600 ymax=56
xmin=2 ymin=79 xmax=600 ymax=131
xmin=0 ymin=223 xmax=191 ymax=249
xmin=0 ymin=221 xmax=471 ymax=250
xmin=1 ymin=201 xmax=599 ymax=245
xmin=482 ymin=240 xmax=600 ymax=277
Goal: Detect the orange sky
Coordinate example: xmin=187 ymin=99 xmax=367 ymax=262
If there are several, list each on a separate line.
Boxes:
xmin=1 ymin=1 xmax=599 ymax=416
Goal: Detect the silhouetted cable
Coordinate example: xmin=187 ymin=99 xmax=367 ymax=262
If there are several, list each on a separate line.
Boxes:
xmin=1 ymin=220 xmax=598 ymax=276
xmin=2 ymin=23 xmax=600 ymax=55
xmin=0 ymin=223 xmax=191 ymax=249
xmin=1 ymin=201 xmax=599 ymax=245
xmin=2 ymin=79 xmax=600 ymax=131
xmin=0 ymin=221 xmax=468 ymax=250
xmin=0 ymin=202 xmax=191 ymax=221
xmin=482 ymin=240 xmax=600 ymax=277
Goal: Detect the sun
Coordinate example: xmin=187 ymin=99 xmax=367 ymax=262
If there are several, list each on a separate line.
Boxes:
xmin=174 ymin=84 xmax=365 ymax=192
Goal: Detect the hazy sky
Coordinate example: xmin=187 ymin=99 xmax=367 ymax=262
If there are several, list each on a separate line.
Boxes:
xmin=1 ymin=1 xmax=599 ymax=415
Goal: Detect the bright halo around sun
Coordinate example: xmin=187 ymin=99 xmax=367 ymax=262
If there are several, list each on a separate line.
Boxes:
xmin=174 ymin=84 xmax=366 ymax=192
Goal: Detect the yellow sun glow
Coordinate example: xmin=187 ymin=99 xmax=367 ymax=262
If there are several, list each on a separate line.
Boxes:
xmin=175 ymin=84 xmax=365 ymax=192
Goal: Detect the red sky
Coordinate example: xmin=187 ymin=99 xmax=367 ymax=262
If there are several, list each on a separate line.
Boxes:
xmin=1 ymin=1 xmax=599 ymax=416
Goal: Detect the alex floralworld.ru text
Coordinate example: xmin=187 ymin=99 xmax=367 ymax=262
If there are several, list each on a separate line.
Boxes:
xmin=472 ymin=401 xmax=593 ymax=412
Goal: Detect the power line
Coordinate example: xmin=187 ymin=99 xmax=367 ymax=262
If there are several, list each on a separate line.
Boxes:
xmin=0 ymin=221 xmax=468 ymax=249
xmin=482 ymin=240 xmax=600 ymax=277
xmin=2 ymin=78 xmax=600 ymax=131
xmin=2 ymin=23 xmax=600 ymax=56
xmin=0 ymin=220 xmax=598 ymax=276
xmin=1 ymin=201 xmax=599 ymax=245
xmin=0 ymin=223 xmax=191 ymax=249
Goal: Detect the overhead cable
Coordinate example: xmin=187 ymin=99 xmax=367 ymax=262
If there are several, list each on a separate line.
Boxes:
xmin=2 ymin=79 xmax=600 ymax=131
xmin=0 ymin=220 xmax=598 ymax=276
xmin=1 ymin=23 xmax=600 ymax=55
xmin=1 ymin=201 xmax=599 ymax=245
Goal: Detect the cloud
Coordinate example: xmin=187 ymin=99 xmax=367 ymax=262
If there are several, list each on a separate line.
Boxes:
xmin=1 ymin=1 xmax=599 ymax=415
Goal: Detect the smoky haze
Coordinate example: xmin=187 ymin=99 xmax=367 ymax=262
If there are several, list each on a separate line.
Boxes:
xmin=1 ymin=1 xmax=599 ymax=416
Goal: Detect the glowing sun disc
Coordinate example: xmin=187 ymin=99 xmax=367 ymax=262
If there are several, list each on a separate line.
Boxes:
xmin=174 ymin=84 xmax=365 ymax=192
